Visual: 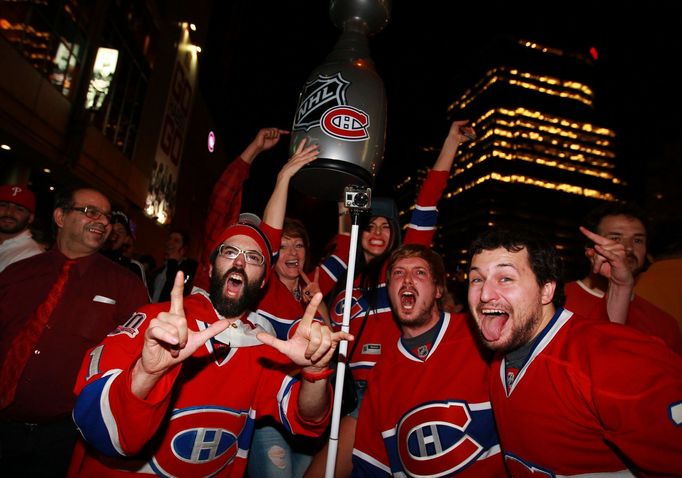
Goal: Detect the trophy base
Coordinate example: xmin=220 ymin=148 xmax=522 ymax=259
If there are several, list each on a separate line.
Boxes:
xmin=291 ymin=159 xmax=374 ymax=201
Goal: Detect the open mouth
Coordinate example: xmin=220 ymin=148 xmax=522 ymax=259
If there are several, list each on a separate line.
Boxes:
xmin=400 ymin=289 xmax=416 ymax=310
xmin=479 ymin=307 xmax=510 ymax=341
xmin=225 ymin=272 xmax=245 ymax=297
xmin=284 ymin=259 xmax=300 ymax=268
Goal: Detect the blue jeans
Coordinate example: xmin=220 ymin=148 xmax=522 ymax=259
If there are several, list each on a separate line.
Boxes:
xmin=348 ymin=379 xmax=368 ymax=419
xmin=247 ymin=419 xmax=321 ymax=478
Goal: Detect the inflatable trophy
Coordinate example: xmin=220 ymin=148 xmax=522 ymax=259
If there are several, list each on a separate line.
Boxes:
xmin=290 ymin=0 xmax=391 ymax=201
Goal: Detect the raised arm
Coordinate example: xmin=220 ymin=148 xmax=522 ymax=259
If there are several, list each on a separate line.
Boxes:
xmin=580 ymin=226 xmax=634 ymax=324
xmin=404 ymin=120 xmax=476 ymax=246
xmin=262 ymin=139 xmax=319 ymax=230
xmin=240 ymin=127 xmax=290 ymax=164
xmin=432 ymin=120 xmax=475 ymax=172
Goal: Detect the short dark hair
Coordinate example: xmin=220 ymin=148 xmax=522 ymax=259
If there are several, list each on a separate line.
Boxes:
xmin=386 ymin=243 xmax=447 ymax=310
xmin=468 ymin=227 xmax=566 ymax=308
xmin=54 ymin=187 xmax=109 ymax=212
xmin=582 ymin=201 xmax=648 ymax=246
xmin=54 ymin=187 xmax=77 ymax=211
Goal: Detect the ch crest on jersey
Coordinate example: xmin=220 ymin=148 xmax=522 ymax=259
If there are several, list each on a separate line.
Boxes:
xmin=293 ymin=73 xmax=350 ymax=132
xmin=395 ymin=401 xmax=484 ymax=477
xmin=150 ymin=407 xmax=248 ymax=477
xmin=331 ymin=289 xmax=368 ymax=327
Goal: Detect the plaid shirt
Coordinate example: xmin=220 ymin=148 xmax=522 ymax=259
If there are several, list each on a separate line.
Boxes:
xmin=194 ymin=156 xmax=251 ymax=291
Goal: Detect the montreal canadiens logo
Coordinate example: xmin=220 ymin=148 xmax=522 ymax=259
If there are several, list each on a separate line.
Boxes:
xmin=320 ymin=105 xmax=369 ymax=141
xmin=150 ymin=407 xmax=246 ymax=477
xmin=396 ymin=401 xmax=483 ymax=477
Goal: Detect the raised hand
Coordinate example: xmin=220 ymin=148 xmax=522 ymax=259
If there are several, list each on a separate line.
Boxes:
xmin=434 ymin=119 xmax=476 ymax=172
xmin=299 ymin=269 xmax=322 ymax=304
xmin=257 ymin=292 xmax=353 ymax=370
xmin=255 ymin=127 xmax=290 ymax=153
xmin=132 ymin=272 xmax=231 ymax=398
xmin=263 ymin=138 xmax=319 ymax=229
xmin=580 ymin=226 xmax=634 ymax=288
xmin=278 ymin=137 xmax=319 ymax=183
xmin=241 ymin=127 xmax=290 ymax=164
xmin=448 ymin=119 xmax=476 ymax=146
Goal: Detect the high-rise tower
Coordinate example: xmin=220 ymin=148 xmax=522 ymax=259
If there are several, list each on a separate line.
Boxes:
xmin=398 ymin=36 xmax=623 ymax=282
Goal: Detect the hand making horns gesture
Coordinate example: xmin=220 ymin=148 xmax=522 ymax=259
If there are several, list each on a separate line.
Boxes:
xmin=257 ymin=292 xmax=353 ymax=370
xmin=132 ymin=272 xmax=230 ymax=397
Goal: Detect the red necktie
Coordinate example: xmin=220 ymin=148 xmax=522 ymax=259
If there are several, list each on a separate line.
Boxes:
xmin=0 ymin=259 xmax=76 ymax=409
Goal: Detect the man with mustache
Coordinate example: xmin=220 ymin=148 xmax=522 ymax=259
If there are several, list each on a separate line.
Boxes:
xmin=67 ymin=141 xmax=352 ymax=477
xmin=0 ymin=184 xmax=44 ymax=272
xmin=0 ymin=187 xmax=149 ymax=476
xmin=467 ymin=226 xmax=682 ymax=476
xmin=565 ymin=201 xmax=682 ymax=354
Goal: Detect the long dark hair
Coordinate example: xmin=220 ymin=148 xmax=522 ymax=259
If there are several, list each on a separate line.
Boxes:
xmin=328 ymin=210 xmax=402 ymax=311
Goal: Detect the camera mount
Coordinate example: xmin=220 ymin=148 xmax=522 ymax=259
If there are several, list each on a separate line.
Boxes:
xmin=326 ymin=185 xmax=371 ymax=476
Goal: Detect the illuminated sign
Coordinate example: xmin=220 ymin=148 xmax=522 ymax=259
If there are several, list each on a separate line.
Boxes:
xmin=86 ymin=47 xmax=119 ymax=110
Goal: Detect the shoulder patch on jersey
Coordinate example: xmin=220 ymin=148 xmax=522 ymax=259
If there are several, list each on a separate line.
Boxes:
xmin=108 ymin=312 xmax=146 ymax=338
xmin=671 ymin=401 xmax=682 ymax=425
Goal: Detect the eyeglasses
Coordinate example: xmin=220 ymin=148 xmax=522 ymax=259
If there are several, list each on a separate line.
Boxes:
xmin=218 ymin=244 xmax=265 ymax=266
xmin=64 ymin=206 xmax=113 ymax=222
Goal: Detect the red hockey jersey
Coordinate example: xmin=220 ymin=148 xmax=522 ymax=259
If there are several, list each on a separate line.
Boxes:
xmin=492 ymin=308 xmax=682 ymax=477
xmin=68 ymin=291 xmax=331 ymax=477
xmin=352 ymin=312 xmax=506 ymax=477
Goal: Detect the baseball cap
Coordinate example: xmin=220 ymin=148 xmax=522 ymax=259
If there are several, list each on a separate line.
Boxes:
xmin=110 ymin=210 xmax=132 ymax=236
xmin=0 ymin=184 xmax=36 ymax=213
xmin=212 ymin=213 xmax=273 ymax=281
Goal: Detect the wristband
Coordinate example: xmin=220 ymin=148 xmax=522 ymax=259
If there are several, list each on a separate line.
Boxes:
xmin=301 ymin=367 xmax=334 ymax=383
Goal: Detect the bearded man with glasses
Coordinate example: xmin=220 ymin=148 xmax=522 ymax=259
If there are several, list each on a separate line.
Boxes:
xmin=0 ymin=187 xmax=150 ymax=477
xmin=67 ymin=141 xmax=352 ymax=478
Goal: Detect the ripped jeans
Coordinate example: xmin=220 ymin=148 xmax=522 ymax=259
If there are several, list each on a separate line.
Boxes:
xmin=247 ymin=419 xmax=322 ymax=477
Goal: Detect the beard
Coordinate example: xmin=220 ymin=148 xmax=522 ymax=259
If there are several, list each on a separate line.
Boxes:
xmin=395 ymin=295 xmax=438 ymax=331
xmin=0 ymin=215 xmax=29 ymax=235
xmin=209 ymin=266 xmax=264 ymax=318
xmin=478 ymin=303 xmax=544 ymax=353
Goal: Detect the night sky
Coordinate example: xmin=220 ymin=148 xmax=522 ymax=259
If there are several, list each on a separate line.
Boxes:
xmin=200 ymin=1 xmax=682 ymax=225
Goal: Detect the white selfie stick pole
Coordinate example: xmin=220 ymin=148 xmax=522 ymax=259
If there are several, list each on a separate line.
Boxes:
xmin=325 ymin=208 xmax=362 ymax=478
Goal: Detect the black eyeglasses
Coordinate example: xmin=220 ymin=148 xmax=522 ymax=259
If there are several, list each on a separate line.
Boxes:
xmin=218 ymin=244 xmax=265 ymax=265
xmin=64 ymin=206 xmax=113 ymax=222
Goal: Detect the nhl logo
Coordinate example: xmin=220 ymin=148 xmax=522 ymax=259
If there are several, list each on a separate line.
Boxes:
xmin=293 ymin=73 xmax=350 ymax=132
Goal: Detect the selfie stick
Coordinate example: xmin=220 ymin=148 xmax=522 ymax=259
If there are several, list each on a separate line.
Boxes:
xmin=325 ymin=206 xmax=363 ymax=478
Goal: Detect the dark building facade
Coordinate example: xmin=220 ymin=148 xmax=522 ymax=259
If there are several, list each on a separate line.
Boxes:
xmin=395 ymin=37 xmax=623 ymax=283
xmin=0 ymin=0 xmax=219 ymax=263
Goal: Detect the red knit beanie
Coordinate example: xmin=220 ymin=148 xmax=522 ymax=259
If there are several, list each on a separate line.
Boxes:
xmin=211 ymin=221 xmax=273 ymax=282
